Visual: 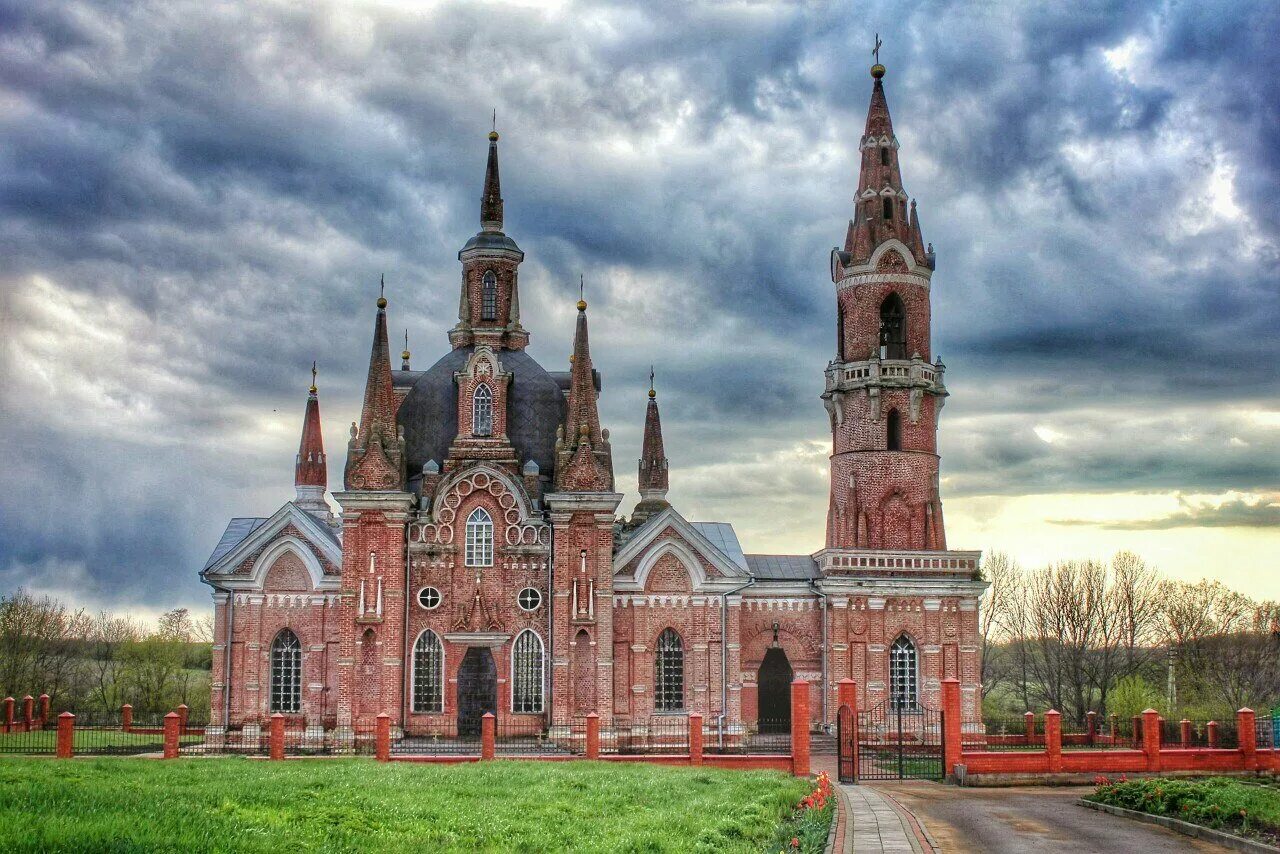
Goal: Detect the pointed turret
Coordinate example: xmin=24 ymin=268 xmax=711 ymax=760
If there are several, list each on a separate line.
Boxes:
xmin=481 ymin=129 xmax=503 ymax=231
xmin=344 ymin=282 xmax=406 ymax=491
xmin=294 ymin=362 xmax=329 ymax=517
xmin=554 ymin=293 xmax=613 ymax=492
xmin=630 ymin=371 xmax=670 ymax=527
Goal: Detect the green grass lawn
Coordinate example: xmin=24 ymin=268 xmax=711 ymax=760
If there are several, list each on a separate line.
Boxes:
xmin=0 ymin=757 xmax=814 ymax=852
xmin=1087 ymin=776 xmax=1280 ymax=845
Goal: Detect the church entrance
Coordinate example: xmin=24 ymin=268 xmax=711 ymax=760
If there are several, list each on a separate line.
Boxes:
xmin=757 ymin=647 xmax=793 ymax=733
xmin=457 ymin=647 xmax=497 ymax=737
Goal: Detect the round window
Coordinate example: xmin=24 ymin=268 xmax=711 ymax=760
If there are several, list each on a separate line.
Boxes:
xmin=417 ymin=587 xmax=442 ymax=610
xmin=517 ymin=588 xmax=542 ymax=611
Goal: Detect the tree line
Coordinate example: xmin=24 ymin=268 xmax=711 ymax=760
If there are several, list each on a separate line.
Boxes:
xmin=980 ymin=551 xmax=1280 ymax=725
xmin=0 ymin=591 xmax=212 ymax=719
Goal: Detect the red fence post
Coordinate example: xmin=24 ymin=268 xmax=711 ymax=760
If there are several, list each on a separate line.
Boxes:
xmin=941 ymin=678 xmax=962 ymax=778
xmin=21 ymin=696 xmax=33 ymax=732
xmin=1044 ymin=709 xmax=1062 ymax=773
xmin=689 ymin=713 xmax=704 ymax=766
xmin=269 ymin=713 xmax=285 ymax=761
xmin=121 ymin=704 xmax=133 ymax=733
xmin=38 ymin=694 xmax=50 ymax=727
xmin=1086 ymin=711 xmax=1097 ymax=745
xmin=481 ymin=713 xmax=495 ymax=761
xmin=56 ymin=712 xmax=75 ymax=758
xmin=1142 ymin=708 xmax=1161 ymax=771
xmin=791 ymin=679 xmax=810 ymax=778
xmin=1180 ymin=719 xmax=1191 ymax=748
xmin=1238 ymin=708 xmax=1257 ymax=771
xmin=375 ymin=713 xmax=391 ymax=762
xmin=177 ymin=704 xmax=189 ymax=736
xmin=1208 ymin=720 xmax=1219 ymax=749
xmin=1024 ymin=710 xmax=1035 ymax=744
xmin=2 ymin=697 xmax=12 ymax=734
xmin=585 ymin=713 xmax=600 ymax=760
xmin=163 ymin=712 xmax=180 ymax=759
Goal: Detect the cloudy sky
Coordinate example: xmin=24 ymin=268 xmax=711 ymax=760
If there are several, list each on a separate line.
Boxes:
xmin=2 ymin=0 xmax=1278 ymax=619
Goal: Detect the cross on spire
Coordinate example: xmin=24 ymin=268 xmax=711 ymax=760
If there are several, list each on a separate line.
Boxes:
xmin=310 ymin=360 xmax=317 ymax=393
xmin=872 ymin=32 xmax=883 ymax=65
xmin=648 ymin=365 xmax=655 ymax=395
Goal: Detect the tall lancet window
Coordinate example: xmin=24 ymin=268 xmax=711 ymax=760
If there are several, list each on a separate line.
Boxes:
xmin=472 ymin=384 xmax=493 ymax=437
xmin=879 ymin=293 xmax=907 ymax=359
xmin=465 ymin=507 xmax=493 ymax=567
xmin=889 ymin=634 xmax=918 ymax=710
xmin=512 ymin=630 xmax=545 ymax=713
xmin=412 ymin=630 xmax=444 ymax=713
xmin=270 ymin=629 xmax=302 ymax=714
xmin=481 ymin=270 xmax=498 ymax=320
xmin=655 ymin=628 xmax=685 ymax=712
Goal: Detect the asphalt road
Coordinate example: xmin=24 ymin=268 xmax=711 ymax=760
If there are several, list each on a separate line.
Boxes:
xmin=874 ymin=782 xmax=1232 ymax=853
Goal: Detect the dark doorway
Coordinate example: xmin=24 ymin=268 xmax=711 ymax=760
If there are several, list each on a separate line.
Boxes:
xmin=457 ymin=646 xmax=497 ymax=736
xmin=757 ymin=647 xmax=793 ymax=733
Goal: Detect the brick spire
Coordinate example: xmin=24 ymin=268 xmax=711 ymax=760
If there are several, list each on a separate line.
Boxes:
xmin=554 ymin=292 xmax=613 ymax=492
xmin=629 ymin=370 xmax=669 ymax=527
xmin=344 ymin=281 xmax=406 ymax=491
xmin=294 ymin=362 xmax=330 ymax=518
xmin=481 ymin=128 xmax=503 ymax=232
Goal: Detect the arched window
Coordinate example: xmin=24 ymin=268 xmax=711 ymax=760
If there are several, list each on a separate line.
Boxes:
xmin=465 ymin=507 xmax=493 ymax=567
xmin=270 ymin=629 xmax=302 ymax=714
xmin=882 ymin=196 xmax=894 ymax=220
xmin=655 ymin=628 xmax=684 ymax=712
xmin=472 ymin=384 xmax=493 ymax=437
xmin=512 ymin=630 xmax=544 ymax=713
xmin=836 ymin=302 xmax=846 ymax=362
xmin=879 ymin=293 xmax=906 ymax=359
xmin=881 ymin=147 xmax=890 ymax=166
xmin=481 ymin=270 xmax=498 ymax=320
xmin=886 ymin=409 xmax=902 ymax=451
xmin=890 ymin=634 xmax=918 ymax=710
xmin=412 ymin=630 xmax=444 ymax=713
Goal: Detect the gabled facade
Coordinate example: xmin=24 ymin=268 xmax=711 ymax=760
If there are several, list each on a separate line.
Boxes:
xmin=202 ymin=60 xmax=986 ymax=737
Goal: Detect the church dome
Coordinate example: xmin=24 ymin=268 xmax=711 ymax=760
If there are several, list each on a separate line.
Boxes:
xmin=397 ymin=346 xmax=565 ymax=485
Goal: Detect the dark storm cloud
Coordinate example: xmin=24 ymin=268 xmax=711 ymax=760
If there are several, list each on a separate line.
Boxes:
xmin=1 ymin=0 xmax=1277 ymax=609
xmin=1051 ymin=495 xmax=1280 ymax=530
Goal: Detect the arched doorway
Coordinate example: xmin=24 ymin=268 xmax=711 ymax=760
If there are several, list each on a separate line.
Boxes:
xmin=757 ymin=647 xmax=793 ymax=733
xmin=457 ymin=647 xmax=497 ymax=736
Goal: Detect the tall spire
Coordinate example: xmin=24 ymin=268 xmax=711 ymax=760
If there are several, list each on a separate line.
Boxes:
xmin=295 ymin=362 xmax=329 ymax=517
xmin=481 ymin=126 xmax=503 ymax=232
xmin=554 ymin=290 xmax=613 ymax=492
xmin=629 ymin=367 xmax=669 ymax=526
xmin=344 ymin=283 xmax=405 ymax=491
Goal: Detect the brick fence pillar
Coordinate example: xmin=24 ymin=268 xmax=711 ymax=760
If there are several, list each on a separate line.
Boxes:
xmin=1045 ymin=709 xmax=1062 ymax=773
xmin=121 ymin=704 xmax=133 ymax=733
xmin=21 ymin=696 xmax=33 ymax=732
xmin=1208 ymin=720 xmax=1219 ymax=749
xmin=942 ymin=679 xmax=962 ymax=778
xmin=837 ymin=679 xmax=856 ymax=712
xmin=269 ymin=713 xmax=285 ymax=761
xmin=1024 ymin=711 xmax=1035 ymax=744
xmin=1180 ymin=719 xmax=1192 ymax=748
xmin=585 ymin=713 xmax=599 ymax=760
xmin=1142 ymin=708 xmax=1161 ymax=772
xmin=163 ymin=712 xmax=180 ymax=759
xmin=1238 ymin=708 xmax=1257 ymax=771
xmin=791 ymin=679 xmax=810 ymax=778
xmin=375 ymin=713 xmax=390 ymax=762
xmin=2 ymin=697 xmax=13 ymax=734
xmin=38 ymin=694 xmax=50 ymax=727
xmin=56 ymin=712 xmax=75 ymax=759
xmin=689 ymin=713 xmax=703 ymax=766
xmin=481 ymin=713 xmax=495 ymax=761
xmin=1086 ymin=711 xmax=1097 ymax=745
xmin=837 ymin=679 xmax=857 ymax=781
xmin=177 ymin=704 xmax=189 ymax=735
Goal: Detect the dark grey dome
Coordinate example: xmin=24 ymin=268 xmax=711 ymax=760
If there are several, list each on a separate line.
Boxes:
xmin=458 ymin=231 xmax=523 ymax=257
xmin=398 ymin=346 xmax=564 ymax=485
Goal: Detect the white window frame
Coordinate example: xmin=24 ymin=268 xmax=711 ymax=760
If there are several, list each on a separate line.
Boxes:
xmin=481 ymin=270 xmax=498 ymax=320
xmin=889 ymin=634 xmax=919 ymax=711
xmin=417 ymin=586 xmax=442 ymax=610
xmin=411 ymin=629 xmax=444 ymax=713
xmin=472 ymin=384 xmax=493 ymax=437
xmin=269 ymin=629 xmax=302 ymax=714
xmin=517 ymin=587 xmax=542 ymax=611
xmin=465 ymin=507 xmax=494 ymax=567
xmin=511 ymin=629 xmax=545 ymax=714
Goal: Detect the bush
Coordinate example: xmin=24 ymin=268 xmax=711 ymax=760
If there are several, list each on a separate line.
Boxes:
xmin=1088 ymin=776 xmax=1280 ymax=843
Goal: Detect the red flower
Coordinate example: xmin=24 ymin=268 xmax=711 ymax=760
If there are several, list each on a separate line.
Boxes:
xmin=790 ymin=837 xmax=800 ymax=848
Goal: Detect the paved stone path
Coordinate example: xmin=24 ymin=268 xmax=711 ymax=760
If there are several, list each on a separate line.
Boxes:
xmin=836 ymin=783 xmax=929 ymax=853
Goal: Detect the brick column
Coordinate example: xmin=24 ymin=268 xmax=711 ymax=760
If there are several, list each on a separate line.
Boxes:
xmin=2 ymin=697 xmax=12 ymax=733
xmin=1208 ymin=721 xmax=1219 ymax=749
xmin=941 ymin=678 xmax=962 ymax=778
xmin=1024 ymin=710 xmax=1035 ymax=744
xmin=689 ymin=713 xmax=703 ymax=766
xmin=121 ymin=704 xmax=133 ymax=733
xmin=21 ymin=696 xmax=33 ymax=732
xmin=38 ymin=694 xmax=49 ymax=727
xmin=376 ymin=713 xmax=390 ymax=762
xmin=163 ymin=712 xmax=180 ymax=759
xmin=56 ymin=712 xmax=74 ymax=759
xmin=791 ymin=679 xmax=810 ymax=778
xmin=1086 ymin=711 xmax=1097 ymax=745
xmin=1180 ymin=719 xmax=1191 ymax=748
xmin=1044 ymin=709 xmax=1062 ymax=773
xmin=177 ymin=704 xmax=189 ymax=735
xmin=1238 ymin=708 xmax=1257 ymax=771
xmin=585 ymin=713 xmax=599 ymax=760
xmin=1142 ymin=708 xmax=1161 ymax=772
xmin=269 ymin=713 xmax=285 ymax=760
xmin=837 ymin=679 xmax=857 ymax=781
xmin=481 ymin=713 xmax=495 ymax=761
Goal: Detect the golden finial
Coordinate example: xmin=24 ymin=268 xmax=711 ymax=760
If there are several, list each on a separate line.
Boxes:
xmin=377 ymin=273 xmax=387 ymax=308
xmin=576 ymin=273 xmax=587 ymax=311
xmin=310 ymin=361 xmax=318 ymax=394
xmin=648 ymin=365 xmax=656 ymax=399
xmin=401 ymin=329 xmax=411 ymax=361
xmin=871 ymin=33 xmax=886 ymax=79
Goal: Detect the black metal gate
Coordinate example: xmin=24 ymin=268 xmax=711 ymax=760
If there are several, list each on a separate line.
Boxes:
xmin=837 ymin=704 xmax=855 ymax=784
xmin=845 ymin=700 xmax=943 ymax=781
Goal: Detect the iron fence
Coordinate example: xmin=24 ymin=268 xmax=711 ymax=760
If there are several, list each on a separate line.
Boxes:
xmin=0 ymin=721 xmax=54 ymax=755
xmin=615 ymin=716 xmax=688 ymax=755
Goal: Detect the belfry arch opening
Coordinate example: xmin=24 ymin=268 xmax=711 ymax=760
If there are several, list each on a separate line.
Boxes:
xmin=886 ymin=409 xmax=902 ymax=451
xmin=879 ymin=293 xmax=906 ymax=359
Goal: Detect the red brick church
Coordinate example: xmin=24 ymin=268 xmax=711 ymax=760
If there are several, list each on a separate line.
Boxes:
xmin=200 ymin=63 xmax=987 ymax=740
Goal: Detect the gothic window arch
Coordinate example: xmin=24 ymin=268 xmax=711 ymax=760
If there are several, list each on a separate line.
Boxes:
xmin=655 ymin=628 xmax=685 ymax=712
xmin=886 ymin=409 xmax=902 ymax=451
xmin=881 ymin=146 xmax=890 ymax=166
xmin=481 ymin=270 xmax=498 ymax=320
xmin=465 ymin=507 xmax=493 ymax=567
xmin=472 ymin=384 xmax=493 ymax=437
xmin=412 ymin=630 xmax=444 ymax=713
xmin=512 ymin=630 xmax=545 ymax=713
xmin=879 ymin=293 xmax=906 ymax=359
xmin=270 ymin=629 xmax=302 ymax=714
xmin=883 ymin=196 xmax=894 ymax=220
xmin=889 ymin=634 xmax=918 ymax=710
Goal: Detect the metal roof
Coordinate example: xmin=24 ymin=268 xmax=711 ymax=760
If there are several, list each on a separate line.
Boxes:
xmin=203 ymin=517 xmax=267 ymax=571
xmin=690 ymin=522 xmax=749 ymax=572
xmin=744 ymin=554 xmax=820 ymax=581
